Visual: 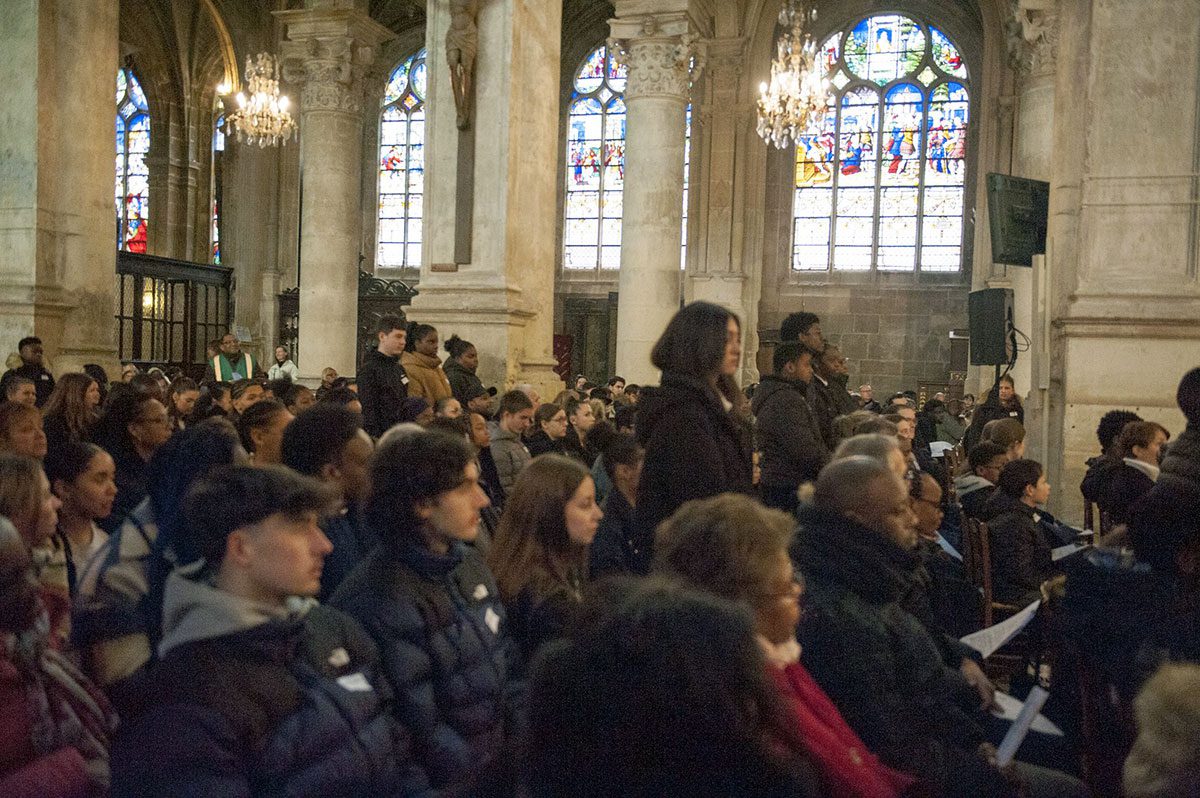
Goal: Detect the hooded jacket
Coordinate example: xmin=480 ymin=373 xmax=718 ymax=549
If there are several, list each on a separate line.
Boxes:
xmin=331 ymin=540 xmax=514 ymax=792
xmin=750 ymin=374 xmax=829 ymax=488
xmin=400 ymin=351 xmax=453 ymax=403
xmin=112 ymin=573 xmax=431 ymax=797
xmin=954 ymin=474 xmax=996 ymax=520
xmin=791 ymin=505 xmax=1013 ymax=797
xmin=1081 ymin=455 xmax=1122 ymax=506
xmin=443 ymin=358 xmax=486 ymax=407
xmin=1098 ymin=460 xmax=1157 ymax=527
xmin=980 ymin=492 xmax=1055 ymax=606
xmin=1157 ymin=424 xmax=1200 ymax=496
xmin=357 ymin=348 xmax=409 ymax=438
xmin=488 ymin=423 xmax=531 ymax=494
xmin=632 ymin=374 xmax=753 ymax=572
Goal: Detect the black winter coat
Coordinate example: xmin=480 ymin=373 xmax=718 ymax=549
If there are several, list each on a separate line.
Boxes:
xmin=980 ymin=492 xmax=1054 ymax=606
xmin=750 ymin=375 xmax=829 ymax=489
xmin=1080 ymin=455 xmax=1121 ymax=505
xmin=111 ymin=605 xmax=432 ymax=797
xmin=1098 ymin=462 xmax=1155 ymax=527
xmin=331 ymin=539 xmax=514 ymax=792
xmin=357 ymin=349 xmax=409 ymax=438
xmin=791 ymin=506 xmax=1014 ymax=797
xmin=1158 ymin=424 xmax=1200 ymax=497
xmin=962 ymin=388 xmax=1024 ymax=453
xmin=444 ymin=358 xmax=486 ymax=407
xmin=526 ymin=430 xmax=566 ymax=458
xmin=631 ymin=374 xmax=752 ymax=572
xmin=806 ymin=377 xmax=840 ymax=449
xmin=589 ymin=487 xmax=640 ymax=578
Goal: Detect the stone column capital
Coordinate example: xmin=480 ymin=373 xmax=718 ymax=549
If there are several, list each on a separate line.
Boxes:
xmin=1007 ymin=0 xmax=1061 ymax=79
xmin=274 ymin=8 xmax=394 ymax=114
xmin=607 ymin=14 xmax=705 ymax=101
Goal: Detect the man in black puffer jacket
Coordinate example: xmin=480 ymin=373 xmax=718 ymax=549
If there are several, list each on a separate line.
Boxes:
xmin=358 ymin=313 xmax=410 ymax=438
xmin=751 ymin=342 xmax=828 ymax=512
xmin=1156 ymin=368 xmax=1200 ymax=496
xmin=112 ymin=465 xmax=432 ymax=797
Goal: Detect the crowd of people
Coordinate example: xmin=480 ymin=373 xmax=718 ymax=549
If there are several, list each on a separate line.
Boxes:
xmin=0 ymin=307 xmax=1196 ymax=797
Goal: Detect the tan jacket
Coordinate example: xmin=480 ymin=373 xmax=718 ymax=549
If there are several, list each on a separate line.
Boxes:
xmin=399 ymin=350 xmax=453 ymax=402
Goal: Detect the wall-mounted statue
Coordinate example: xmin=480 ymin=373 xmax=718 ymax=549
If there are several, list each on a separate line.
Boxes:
xmin=447 ymin=0 xmax=479 ymax=130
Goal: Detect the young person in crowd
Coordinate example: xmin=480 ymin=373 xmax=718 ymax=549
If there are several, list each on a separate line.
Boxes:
xmin=111 ymin=465 xmax=432 ymax=797
xmin=401 ymin=322 xmax=453 ymax=402
xmin=45 ymin=442 xmax=116 ymax=597
xmin=956 ymin=441 xmax=1008 ymax=520
xmin=165 ymin=376 xmax=199 ymax=430
xmin=443 ymin=334 xmax=488 ymax=407
xmin=0 ymin=401 xmax=48 ymax=459
xmin=982 ymin=459 xmax=1057 ymax=606
xmin=982 ymin=417 xmax=1027 ymax=461
xmin=780 ymin=310 xmax=824 ymax=352
xmin=322 ymin=385 xmax=363 ymax=415
xmin=191 ymin=381 xmax=232 ymax=421
xmin=561 ymin=397 xmax=598 ymax=466
xmin=2 ymin=336 xmax=55 ymax=406
xmin=468 ymin=410 xmax=505 ymax=509
xmin=752 ymin=341 xmax=829 ymax=512
xmin=274 ymin=379 xmax=315 ymax=416
xmin=41 ymin=372 xmax=101 ymax=450
xmin=589 ymin=431 xmax=644 ymax=578
xmin=525 ymin=577 xmax=822 ymax=797
xmin=204 ymin=332 xmax=259 ymax=382
xmin=489 ymin=454 xmax=601 ymax=671
xmin=401 ymin=396 xmax=435 ymax=426
xmin=358 ymin=314 xmax=409 ymax=438
xmin=964 ymin=374 xmax=1024 ymax=452
xmin=1080 ymin=409 xmax=1144 ymax=508
xmin=234 ymin=398 xmax=293 ymax=465
xmin=489 ymin=389 xmax=534 ymax=494
xmin=815 ymin=344 xmax=858 ymax=418
xmin=0 ymin=519 xmax=117 ymax=797
xmin=633 ymin=302 xmax=752 ymax=570
xmin=281 ymin=403 xmax=377 ymax=600
xmin=226 ymin=379 xmax=264 ymax=422
xmin=526 ymin=403 xmax=569 ymax=457
xmin=1155 ymin=367 xmax=1200 ymax=498
xmin=266 ymin=344 xmax=299 ymax=381
xmin=434 ymin=396 xmax=462 ymax=419
xmin=331 ymin=429 xmax=512 ymax=794
xmin=3 ymin=375 xmax=38 ymax=407
xmin=656 ymin=493 xmax=916 ymax=798
xmin=92 ymin=390 xmax=172 ymax=532
xmin=1099 ymin=420 xmax=1170 ymax=526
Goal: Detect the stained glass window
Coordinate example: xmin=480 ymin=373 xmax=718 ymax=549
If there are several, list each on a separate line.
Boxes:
xmin=212 ymin=104 xmax=224 ymax=265
xmin=116 ymin=68 xmax=150 ymax=253
xmin=377 ymin=49 xmax=427 ymax=269
xmin=564 ymin=46 xmax=692 ymax=273
xmin=792 ymin=15 xmax=969 ymax=273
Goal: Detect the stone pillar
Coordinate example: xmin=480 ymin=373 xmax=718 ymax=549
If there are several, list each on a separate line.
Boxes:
xmin=222 ymin=143 xmax=276 ymax=355
xmin=406 ymin=0 xmax=564 ymax=399
xmin=0 ymin=0 xmax=120 ymax=374
xmin=277 ymin=4 xmax=392 ymax=379
xmin=609 ymin=9 xmax=698 ymax=384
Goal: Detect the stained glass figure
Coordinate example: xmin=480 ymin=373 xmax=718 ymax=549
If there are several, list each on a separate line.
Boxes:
xmin=116 ymin=68 xmax=150 ymax=253
xmin=377 ymin=49 xmax=426 ymax=269
xmin=792 ymin=14 xmax=969 ymax=273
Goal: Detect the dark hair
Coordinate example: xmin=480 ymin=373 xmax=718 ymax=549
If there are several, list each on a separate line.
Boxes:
xmin=182 ymin=465 xmax=336 ymax=571
xmin=92 ymin=389 xmax=158 ymax=455
xmin=598 ymin=429 xmax=642 ymax=481
xmin=535 ymin=402 xmax=565 ymax=428
xmin=147 ymin=418 xmax=243 ymax=556
xmin=170 ymin=377 xmax=198 ymax=397
xmin=983 ymin=417 xmax=1025 ymax=450
xmin=498 ymin=389 xmax=534 ymax=417
xmin=282 ymin=404 xmax=365 ymax=476
xmin=779 ymin=312 xmax=819 ymax=342
xmin=968 ymin=441 xmax=1008 ymax=472
xmin=428 ymin=415 xmax=469 ymax=438
xmin=589 ymin=386 xmax=612 ymax=404
xmin=274 ymin=380 xmax=311 ymax=409
xmin=321 ymin=387 xmax=360 ymax=407
xmin=565 ymin=397 xmax=590 ymax=420
xmin=3 ymin=375 xmax=33 ymax=396
xmin=45 ymin=441 xmax=106 ymax=489
xmin=444 ymin=334 xmax=474 ymax=359
xmin=365 ymin=429 xmax=476 ymax=544
xmin=607 ymin=376 xmax=625 ymax=387
xmin=265 ymin=377 xmax=293 ymax=400
xmin=624 ymin=384 xmax=640 ymax=396
xmin=42 ymin=373 xmax=99 ymax=440
xmin=1116 ymin=421 xmax=1170 ymax=460
xmin=17 ymin=336 xmax=41 ymax=351
xmin=1096 ymin=410 xmax=1144 ymax=453
xmin=128 ymin=372 xmax=164 ymax=401
xmin=651 ymin=302 xmax=739 ymax=387
xmin=999 ymin=373 xmax=1015 ymax=387
xmin=996 ymin=458 xmax=1043 ymax=498
xmin=854 ymin=415 xmax=899 ymax=437
xmin=614 ymin=404 xmax=637 ymax=433
xmin=922 ymin=398 xmax=946 ymax=415
xmin=400 ymin=397 xmax=430 ymax=423
xmin=405 ymin=322 xmax=436 ymax=352
xmin=192 ymin=382 xmax=231 ymax=419
xmin=236 ymin=399 xmax=289 ymax=453
xmin=434 ymin=397 xmax=459 ymax=415
xmin=82 ymin=364 xmax=109 ymax=403
xmin=376 ymin=313 xmax=406 ymax=336
xmin=1178 ymin=368 xmax=1200 ymax=425
xmin=526 ymin=577 xmax=809 ymax=798
xmin=772 ymin=341 xmax=811 ymax=373
xmin=1130 ymin=482 xmax=1200 ymax=576
xmin=489 ymin=454 xmax=592 ymax=603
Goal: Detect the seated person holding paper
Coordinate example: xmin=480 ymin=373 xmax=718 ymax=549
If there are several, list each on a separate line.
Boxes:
xmin=983 ymin=459 xmax=1060 ymax=606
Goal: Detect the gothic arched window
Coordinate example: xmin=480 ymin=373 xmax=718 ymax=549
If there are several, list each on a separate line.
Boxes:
xmin=792 ymin=14 xmax=969 ymax=273
xmin=377 ymin=49 xmax=427 ymax=269
xmin=212 ymin=103 xmax=225 ymax=265
xmin=115 ymin=68 xmax=150 ymax=253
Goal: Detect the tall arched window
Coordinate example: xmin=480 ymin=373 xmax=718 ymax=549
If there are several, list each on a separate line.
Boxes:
xmin=377 ymin=49 xmax=426 ymax=269
xmin=212 ymin=103 xmax=225 ymax=265
xmin=563 ymin=46 xmax=692 ymax=273
xmin=792 ymin=14 xmax=969 ymax=273
xmin=115 ymin=68 xmax=150 ymax=253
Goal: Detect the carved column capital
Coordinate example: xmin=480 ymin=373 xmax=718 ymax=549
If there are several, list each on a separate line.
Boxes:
xmin=275 ymin=9 xmax=393 ymax=115
xmin=608 ymin=13 xmax=704 ymax=101
xmin=1007 ymin=0 xmax=1061 ymax=79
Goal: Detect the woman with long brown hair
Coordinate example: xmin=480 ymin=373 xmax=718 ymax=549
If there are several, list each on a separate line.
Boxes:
xmin=41 ymin=373 xmax=102 ymax=452
xmin=488 ymin=454 xmax=603 ymax=668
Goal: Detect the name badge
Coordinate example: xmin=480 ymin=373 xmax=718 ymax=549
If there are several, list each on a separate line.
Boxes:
xmin=401 ymin=376 xmax=409 ymax=385
xmin=337 ymin=673 xmax=374 ymax=692
xmin=485 ymin=606 xmax=501 ymax=635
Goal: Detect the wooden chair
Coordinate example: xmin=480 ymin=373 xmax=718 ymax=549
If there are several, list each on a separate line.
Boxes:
xmin=1058 ymin=640 xmax=1137 ymax=797
xmin=1083 ymin=500 xmax=1096 ymax=532
xmin=961 ymin=516 xmax=1021 ymax=628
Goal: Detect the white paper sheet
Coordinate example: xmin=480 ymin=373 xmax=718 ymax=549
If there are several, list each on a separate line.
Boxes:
xmin=930 ymin=441 xmax=955 ymax=458
xmin=1052 ymin=543 xmax=1089 ymax=562
xmin=960 ymin=600 xmax=1041 ymax=658
xmin=937 ymin=534 xmax=963 ymax=561
xmin=996 ymin=687 xmax=1051 ymax=767
xmin=991 ymin=691 xmax=1063 ymax=736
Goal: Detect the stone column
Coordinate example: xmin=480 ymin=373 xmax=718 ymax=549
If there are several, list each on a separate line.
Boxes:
xmin=277 ymin=5 xmax=392 ymax=380
xmin=609 ymin=10 xmax=699 ymax=384
xmin=0 ymin=0 xmax=120 ymax=374
xmin=406 ymin=0 xmax=564 ymax=399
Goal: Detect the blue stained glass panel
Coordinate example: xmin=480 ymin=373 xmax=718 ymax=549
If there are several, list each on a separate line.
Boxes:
xmin=931 ymin=27 xmax=966 ymax=78
xmin=116 ymin=70 xmax=149 ymax=253
xmin=843 ymin=15 xmax=926 ymax=85
xmin=376 ymin=50 xmax=427 ymax=268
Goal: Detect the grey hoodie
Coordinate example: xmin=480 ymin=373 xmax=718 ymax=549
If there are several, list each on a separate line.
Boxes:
xmin=487 ymin=422 xmax=531 ymax=494
xmin=953 ymin=473 xmax=993 ymax=498
xmin=157 ymin=567 xmax=314 ymax=658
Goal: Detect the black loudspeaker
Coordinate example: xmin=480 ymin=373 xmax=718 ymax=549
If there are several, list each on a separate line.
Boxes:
xmin=968 ymin=288 xmax=1014 ymax=366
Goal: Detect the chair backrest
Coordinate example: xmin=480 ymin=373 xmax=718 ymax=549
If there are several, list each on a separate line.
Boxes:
xmin=1083 ymin=499 xmax=1096 ymax=532
xmin=942 ymin=447 xmax=962 ymax=498
xmin=961 ymin=515 xmax=995 ymax=627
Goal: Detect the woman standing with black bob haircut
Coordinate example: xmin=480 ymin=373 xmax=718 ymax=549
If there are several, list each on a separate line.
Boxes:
xmin=629 ymin=301 xmax=752 ymax=573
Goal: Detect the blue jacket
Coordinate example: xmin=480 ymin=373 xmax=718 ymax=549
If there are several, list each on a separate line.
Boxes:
xmin=331 ymin=539 xmax=514 ymax=791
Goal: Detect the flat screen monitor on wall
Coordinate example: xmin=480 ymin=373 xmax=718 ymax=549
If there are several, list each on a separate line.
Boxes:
xmin=986 ymin=173 xmax=1049 ymax=267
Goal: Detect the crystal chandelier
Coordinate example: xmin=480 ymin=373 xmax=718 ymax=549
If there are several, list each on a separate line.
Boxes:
xmin=224 ymin=53 xmax=297 ymax=148
xmin=756 ymin=0 xmax=831 ymax=149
